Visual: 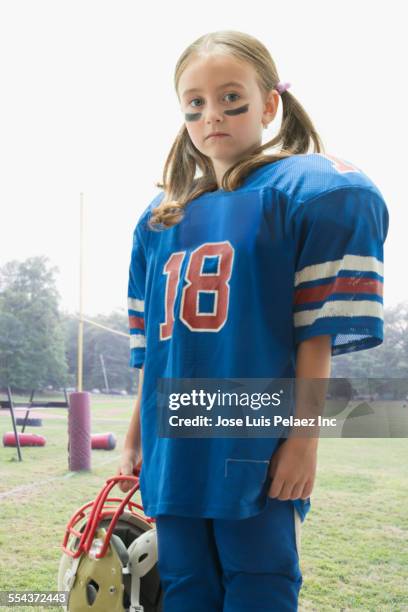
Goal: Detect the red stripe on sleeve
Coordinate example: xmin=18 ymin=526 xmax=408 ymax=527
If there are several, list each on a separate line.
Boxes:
xmin=294 ymin=277 xmax=383 ymax=306
xmin=129 ymin=315 xmax=145 ymax=330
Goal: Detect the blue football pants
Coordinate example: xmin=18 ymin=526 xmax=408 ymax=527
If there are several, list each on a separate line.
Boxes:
xmin=155 ymin=497 xmax=303 ymax=612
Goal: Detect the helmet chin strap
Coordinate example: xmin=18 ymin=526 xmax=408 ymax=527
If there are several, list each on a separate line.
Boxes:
xmin=124 ymin=528 xmax=158 ymax=612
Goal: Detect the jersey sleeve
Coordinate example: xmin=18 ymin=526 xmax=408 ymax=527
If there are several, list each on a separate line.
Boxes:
xmin=127 ymin=222 xmax=147 ymax=369
xmin=292 ymin=186 xmax=389 ymax=356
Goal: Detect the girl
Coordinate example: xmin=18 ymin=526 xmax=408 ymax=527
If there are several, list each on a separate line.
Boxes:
xmin=119 ymin=30 xmax=388 ymax=611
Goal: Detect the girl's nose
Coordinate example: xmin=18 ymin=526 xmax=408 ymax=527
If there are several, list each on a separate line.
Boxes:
xmin=204 ymin=103 xmax=225 ymax=123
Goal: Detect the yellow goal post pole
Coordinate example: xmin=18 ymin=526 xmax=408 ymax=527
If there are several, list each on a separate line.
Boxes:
xmin=77 ymin=192 xmax=84 ymax=392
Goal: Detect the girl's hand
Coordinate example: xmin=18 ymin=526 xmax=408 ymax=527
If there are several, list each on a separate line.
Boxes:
xmin=268 ymin=437 xmax=318 ymax=501
xmin=117 ymin=447 xmax=142 ymax=493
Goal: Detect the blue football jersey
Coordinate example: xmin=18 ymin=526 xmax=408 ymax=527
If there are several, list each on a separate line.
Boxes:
xmin=127 ymin=152 xmax=389 ymax=521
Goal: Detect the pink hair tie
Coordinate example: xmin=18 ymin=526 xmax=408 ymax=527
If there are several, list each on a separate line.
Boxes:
xmin=275 ymin=81 xmax=291 ymax=95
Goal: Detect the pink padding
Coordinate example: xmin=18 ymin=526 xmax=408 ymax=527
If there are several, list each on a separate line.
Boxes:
xmin=68 ymin=392 xmax=91 ymax=471
xmin=3 ymin=432 xmax=46 ymax=447
xmin=91 ymin=433 xmax=117 ymax=450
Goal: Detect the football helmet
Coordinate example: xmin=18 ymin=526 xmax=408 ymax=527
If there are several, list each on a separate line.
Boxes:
xmin=58 ymin=471 xmax=163 ymax=611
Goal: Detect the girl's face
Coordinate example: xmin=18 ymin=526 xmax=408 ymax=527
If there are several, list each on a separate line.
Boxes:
xmin=178 ymin=53 xmax=279 ymax=172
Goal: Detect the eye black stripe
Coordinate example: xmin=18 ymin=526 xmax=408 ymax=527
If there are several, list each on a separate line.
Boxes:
xmin=185 ymin=112 xmax=202 ymax=122
xmin=224 ymin=104 xmax=249 ymax=116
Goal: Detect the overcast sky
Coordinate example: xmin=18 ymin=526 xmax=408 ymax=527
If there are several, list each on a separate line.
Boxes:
xmin=0 ymin=1 xmax=406 ymax=318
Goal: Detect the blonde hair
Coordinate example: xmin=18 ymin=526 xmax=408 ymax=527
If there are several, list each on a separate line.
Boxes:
xmin=149 ymin=30 xmax=324 ymax=231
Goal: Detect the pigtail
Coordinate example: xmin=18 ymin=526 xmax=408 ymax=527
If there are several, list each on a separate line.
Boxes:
xmin=148 ymin=127 xmax=219 ymax=231
xmin=278 ymin=90 xmax=324 ymax=154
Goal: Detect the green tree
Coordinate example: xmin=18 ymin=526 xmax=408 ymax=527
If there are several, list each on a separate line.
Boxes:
xmin=0 ymin=256 xmax=69 ymax=390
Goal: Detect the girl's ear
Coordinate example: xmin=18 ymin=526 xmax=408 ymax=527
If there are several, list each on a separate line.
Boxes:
xmin=262 ymin=89 xmax=280 ymax=127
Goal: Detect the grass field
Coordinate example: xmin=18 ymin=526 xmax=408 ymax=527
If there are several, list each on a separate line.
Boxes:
xmin=0 ymin=396 xmax=407 ymax=611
